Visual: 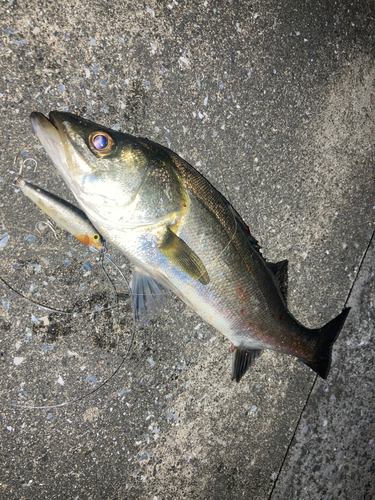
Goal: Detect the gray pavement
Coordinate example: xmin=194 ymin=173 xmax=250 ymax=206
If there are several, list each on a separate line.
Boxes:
xmin=0 ymin=1 xmax=374 ymax=499
xmin=272 ymin=236 xmax=375 ymax=500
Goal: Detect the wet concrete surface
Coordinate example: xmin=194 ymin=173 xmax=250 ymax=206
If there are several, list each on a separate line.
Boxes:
xmin=0 ymin=1 xmax=374 ymax=499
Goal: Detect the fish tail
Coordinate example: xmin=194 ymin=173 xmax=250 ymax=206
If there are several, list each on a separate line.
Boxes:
xmin=303 ymin=307 xmax=350 ymax=379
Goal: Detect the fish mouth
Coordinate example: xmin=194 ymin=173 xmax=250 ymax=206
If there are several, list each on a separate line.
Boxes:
xmin=30 ymin=111 xmax=81 ymax=196
xmin=30 ymin=111 xmax=118 ymax=223
xmin=30 ymin=111 xmax=73 ymax=158
xmin=30 ymin=111 xmax=67 ymax=169
xmin=30 ymin=111 xmax=64 ymax=139
xmin=48 ymin=111 xmax=62 ymax=130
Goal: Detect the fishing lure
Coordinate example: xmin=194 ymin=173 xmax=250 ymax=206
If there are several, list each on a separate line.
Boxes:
xmin=15 ymin=176 xmax=106 ymax=250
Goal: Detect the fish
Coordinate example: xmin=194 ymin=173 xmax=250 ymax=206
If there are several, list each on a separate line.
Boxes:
xmin=15 ymin=176 xmax=105 ymax=251
xmin=29 ymin=111 xmax=350 ymax=381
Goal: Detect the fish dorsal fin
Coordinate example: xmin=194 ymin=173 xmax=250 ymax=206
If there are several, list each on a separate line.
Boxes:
xmin=231 ymin=347 xmax=263 ymax=382
xmin=158 ymin=227 xmax=210 ymax=285
xmin=131 ymin=268 xmax=169 ymax=326
xmin=267 ymin=260 xmax=288 ymax=303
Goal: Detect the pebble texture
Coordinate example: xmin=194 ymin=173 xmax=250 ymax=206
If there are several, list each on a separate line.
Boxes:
xmin=0 ymin=1 xmax=374 ymax=499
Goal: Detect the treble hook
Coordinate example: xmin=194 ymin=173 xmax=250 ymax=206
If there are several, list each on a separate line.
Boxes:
xmin=35 ymin=219 xmax=62 ymax=240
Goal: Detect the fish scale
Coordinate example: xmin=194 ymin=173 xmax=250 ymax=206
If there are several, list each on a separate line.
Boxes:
xmin=29 ymin=110 xmax=350 ymax=381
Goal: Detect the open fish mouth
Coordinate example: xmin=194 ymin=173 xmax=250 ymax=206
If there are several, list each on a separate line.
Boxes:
xmin=30 ymin=111 xmax=85 ymax=202
xmin=30 ymin=111 xmax=65 ymax=143
xmin=30 ymin=111 xmax=67 ymax=176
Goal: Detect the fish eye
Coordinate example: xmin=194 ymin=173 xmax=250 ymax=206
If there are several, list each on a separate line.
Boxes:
xmin=92 ymin=234 xmax=100 ymax=241
xmin=93 ymin=135 xmax=108 ymax=149
xmin=89 ymin=131 xmax=115 ymax=156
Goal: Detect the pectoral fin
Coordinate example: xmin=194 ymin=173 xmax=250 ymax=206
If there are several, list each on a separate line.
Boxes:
xmin=131 ymin=268 xmax=169 ymax=326
xmin=231 ymin=346 xmax=262 ymax=382
xmin=158 ymin=228 xmax=210 ymax=285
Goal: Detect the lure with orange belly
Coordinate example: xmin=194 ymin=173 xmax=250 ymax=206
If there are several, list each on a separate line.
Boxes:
xmin=15 ymin=176 xmax=105 ymax=251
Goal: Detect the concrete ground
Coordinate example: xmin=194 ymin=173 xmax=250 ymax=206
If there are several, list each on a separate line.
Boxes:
xmin=0 ymin=1 xmax=374 ymax=499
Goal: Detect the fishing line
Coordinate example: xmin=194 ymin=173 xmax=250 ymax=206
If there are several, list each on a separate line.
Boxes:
xmin=0 ymin=247 xmax=131 ymax=316
xmin=0 ymin=275 xmax=127 ymax=316
xmin=2 ymin=247 xmax=135 ymax=410
xmin=10 ymin=328 xmax=136 ymax=410
xmin=95 ymin=248 xmax=132 ymax=296
xmin=2 ymin=251 xmax=135 ymax=410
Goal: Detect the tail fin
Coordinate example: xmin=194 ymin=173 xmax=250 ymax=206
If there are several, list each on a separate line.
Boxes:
xmin=303 ymin=307 xmax=350 ymax=379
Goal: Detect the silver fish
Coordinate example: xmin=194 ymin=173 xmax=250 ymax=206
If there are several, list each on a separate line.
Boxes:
xmin=30 ymin=111 xmax=350 ymax=381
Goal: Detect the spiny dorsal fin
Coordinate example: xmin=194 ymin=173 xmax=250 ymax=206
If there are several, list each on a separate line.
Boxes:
xmin=268 ymin=259 xmax=288 ymax=303
xmin=158 ymin=227 xmax=210 ymax=285
xmin=231 ymin=347 xmax=263 ymax=382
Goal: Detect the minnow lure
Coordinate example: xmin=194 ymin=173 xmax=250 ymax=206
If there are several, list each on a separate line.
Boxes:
xmin=15 ymin=176 xmax=105 ymax=251
xmin=1 ymin=177 xmax=130 ymax=315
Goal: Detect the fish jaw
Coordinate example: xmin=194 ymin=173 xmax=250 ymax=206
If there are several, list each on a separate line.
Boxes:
xmin=30 ymin=112 xmax=85 ymax=204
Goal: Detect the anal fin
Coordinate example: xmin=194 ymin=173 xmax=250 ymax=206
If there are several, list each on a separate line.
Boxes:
xmin=231 ymin=346 xmax=262 ymax=382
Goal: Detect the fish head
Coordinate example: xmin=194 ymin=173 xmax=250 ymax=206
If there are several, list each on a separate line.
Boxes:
xmin=30 ymin=111 xmax=188 ymax=228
